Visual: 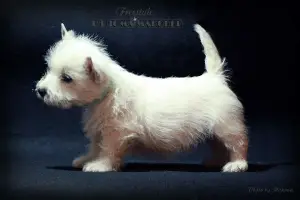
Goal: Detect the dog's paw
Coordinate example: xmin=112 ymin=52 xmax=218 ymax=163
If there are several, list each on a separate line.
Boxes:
xmin=72 ymin=156 xmax=90 ymax=168
xmin=222 ymin=160 xmax=248 ymax=172
xmin=83 ymin=159 xmax=113 ymax=172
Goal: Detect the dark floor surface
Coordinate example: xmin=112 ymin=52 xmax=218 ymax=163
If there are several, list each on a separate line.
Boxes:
xmin=4 ymin=133 xmax=298 ymax=200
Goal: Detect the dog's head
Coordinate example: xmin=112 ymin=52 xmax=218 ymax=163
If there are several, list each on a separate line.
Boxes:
xmin=35 ymin=23 xmax=112 ymax=108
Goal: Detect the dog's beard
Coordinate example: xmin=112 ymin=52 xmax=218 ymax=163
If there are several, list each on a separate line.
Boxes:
xmin=43 ymin=95 xmax=72 ymax=109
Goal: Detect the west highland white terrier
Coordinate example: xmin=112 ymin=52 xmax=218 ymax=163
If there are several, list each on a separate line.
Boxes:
xmin=35 ymin=23 xmax=248 ymax=172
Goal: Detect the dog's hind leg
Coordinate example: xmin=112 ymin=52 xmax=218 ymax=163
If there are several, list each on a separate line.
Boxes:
xmin=208 ymin=117 xmax=249 ymax=172
xmin=204 ymin=136 xmax=230 ymax=168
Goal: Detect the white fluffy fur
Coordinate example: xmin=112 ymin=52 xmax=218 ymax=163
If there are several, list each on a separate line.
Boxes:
xmin=36 ymin=23 xmax=248 ymax=172
xmin=222 ymin=160 xmax=248 ymax=172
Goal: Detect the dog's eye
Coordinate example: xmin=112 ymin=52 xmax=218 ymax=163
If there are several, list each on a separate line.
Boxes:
xmin=61 ymin=74 xmax=73 ymax=83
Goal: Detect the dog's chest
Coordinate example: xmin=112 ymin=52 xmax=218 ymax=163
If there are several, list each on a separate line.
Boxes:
xmin=82 ymin=100 xmax=116 ymax=136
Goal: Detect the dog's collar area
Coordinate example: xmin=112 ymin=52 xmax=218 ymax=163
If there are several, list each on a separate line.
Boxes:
xmin=87 ymin=80 xmax=114 ymax=107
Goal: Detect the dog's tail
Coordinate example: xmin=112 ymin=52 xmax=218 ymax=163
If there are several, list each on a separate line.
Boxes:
xmin=194 ymin=24 xmax=226 ymax=74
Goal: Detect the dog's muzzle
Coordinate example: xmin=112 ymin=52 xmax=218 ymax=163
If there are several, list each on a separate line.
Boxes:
xmin=36 ymin=88 xmax=47 ymax=99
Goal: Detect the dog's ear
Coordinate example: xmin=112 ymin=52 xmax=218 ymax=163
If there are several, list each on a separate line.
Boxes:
xmin=61 ymin=23 xmax=68 ymax=38
xmin=85 ymin=57 xmax=100 ymax=83
xmin=61 ymin=23 xmax=75 ymax=39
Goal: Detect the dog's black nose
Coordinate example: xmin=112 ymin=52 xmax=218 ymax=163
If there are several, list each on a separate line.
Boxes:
xmin=37 ymin=88 xmax=47 ymax=98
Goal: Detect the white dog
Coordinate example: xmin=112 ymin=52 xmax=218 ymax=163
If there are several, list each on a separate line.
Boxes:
xmin=35 ymin=23 xmax=248 ymax=172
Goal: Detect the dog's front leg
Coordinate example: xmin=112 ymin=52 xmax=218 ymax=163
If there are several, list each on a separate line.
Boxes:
xmin=82 ymin=130 xmax=128 ymax=172
xmin=72 ymin=134 xmax=101 ymax=168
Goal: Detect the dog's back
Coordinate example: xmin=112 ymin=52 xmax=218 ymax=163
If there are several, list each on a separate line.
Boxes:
xmin=129 ymin=25 xmax=243 ymax=153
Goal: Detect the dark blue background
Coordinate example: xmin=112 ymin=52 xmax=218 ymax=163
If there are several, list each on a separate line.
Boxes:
xmin=2 ymin=0 xmax=298 ymax=199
